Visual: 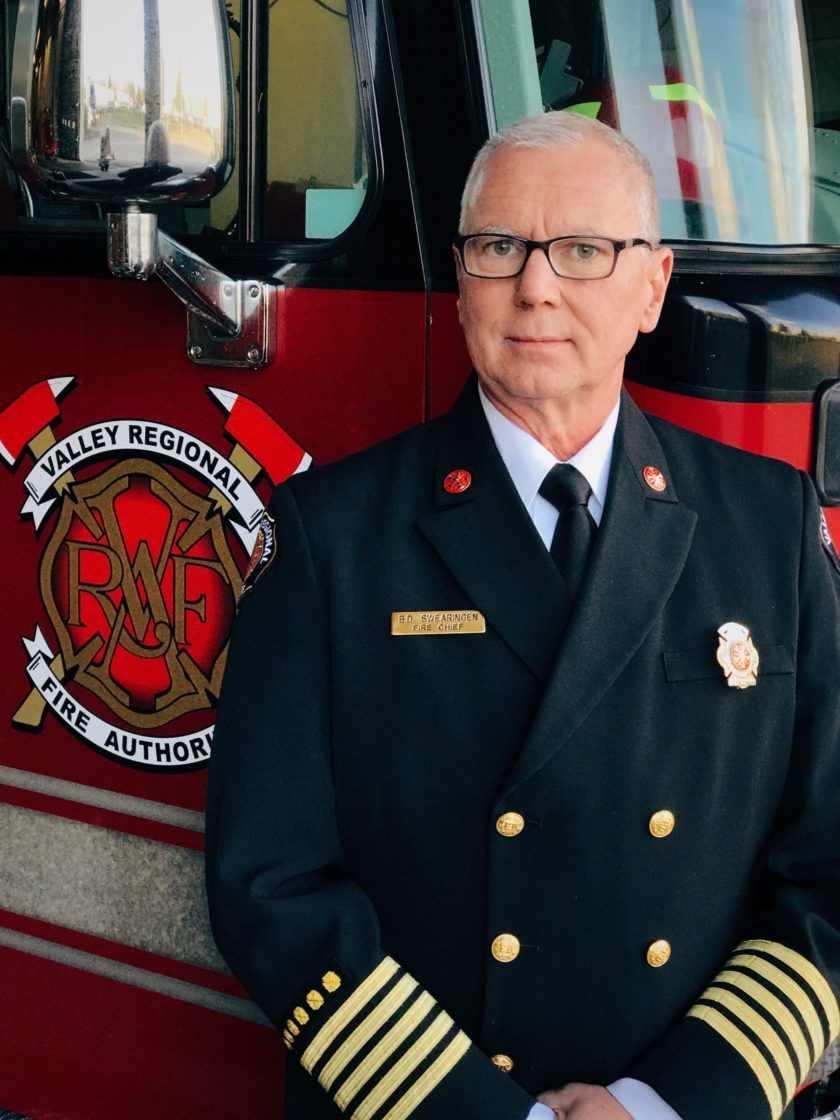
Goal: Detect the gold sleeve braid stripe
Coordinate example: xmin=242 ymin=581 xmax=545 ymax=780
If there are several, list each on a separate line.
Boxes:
xmin=302 ymin=957 xmax=401 ymax=1070
xmin=321 ymin=975 xmax=421 ymax=1090
xmin=686 ymin=939 xmax=840 ymax=1120
xmin=714 ymin=969 xmax=811 ymax=1080
xmin=377 ymin=1033 xmax=471 ymax=1120
xmin=300 ymin=956 xmax=471 ymax=1118
xmin=334 ymin=993 xmax=438 ymax=1109
xmin=740 ymin=940 xmax=840 ymax=1042
xmin=729 ymin=954 xmax=826 ymax=1058
xmin=687 ymin=1004 xmax=784 ymax=1119
xmin=352 ymin=1010 xmax=461 ymax=1119
xmin=698 ymin=987 xmax=798 ymax=1101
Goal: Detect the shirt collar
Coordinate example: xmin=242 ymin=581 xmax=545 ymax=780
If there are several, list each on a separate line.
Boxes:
xmin=477 ymin=381 xmax=620 ymax=525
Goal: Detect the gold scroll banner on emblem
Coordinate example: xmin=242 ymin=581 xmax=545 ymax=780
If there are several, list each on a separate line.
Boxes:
xmin=391 ymin=611 xmax=486 ymax=636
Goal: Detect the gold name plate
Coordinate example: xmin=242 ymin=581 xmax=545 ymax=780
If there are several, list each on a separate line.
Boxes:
xmin=391 ymin=610 xmax=486 ymax=636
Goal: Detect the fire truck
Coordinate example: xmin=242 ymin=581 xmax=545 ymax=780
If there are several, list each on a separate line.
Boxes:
xmin=1 ymin=1 xmax=839 ymax=1117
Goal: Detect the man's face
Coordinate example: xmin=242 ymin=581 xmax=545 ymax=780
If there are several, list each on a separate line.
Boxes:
xmin=456 ymin=139 xmax=673 ymax=416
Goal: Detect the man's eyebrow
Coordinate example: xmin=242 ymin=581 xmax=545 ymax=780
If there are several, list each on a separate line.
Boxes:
xmin=469 ymin=225 xmax=525 ymax=237
xmin=468 ymin=227 xmax=609 ymax=239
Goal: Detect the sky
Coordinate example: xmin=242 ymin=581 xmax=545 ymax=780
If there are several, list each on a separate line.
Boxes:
xmin=81 ymin=0 xmax=226 ymax=125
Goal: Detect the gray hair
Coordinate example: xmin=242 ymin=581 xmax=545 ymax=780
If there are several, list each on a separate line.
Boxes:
xmin=459 ymin=111 xmax=660 ymax=243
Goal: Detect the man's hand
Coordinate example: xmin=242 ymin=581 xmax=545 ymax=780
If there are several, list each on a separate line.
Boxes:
xmin=537 ymin=1083 xmax=633 ymax=1119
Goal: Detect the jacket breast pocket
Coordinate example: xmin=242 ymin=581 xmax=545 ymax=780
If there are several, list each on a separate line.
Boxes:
xmin=662 ymin=644 xmax=795 ymax=683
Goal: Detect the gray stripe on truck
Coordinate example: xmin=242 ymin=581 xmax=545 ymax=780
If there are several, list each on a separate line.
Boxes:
xmin=0 ymin=925 xmax=270 ymax=1026
xmin=0 ymin=765 xmax=205 ymax=832
xmin=0 ymin=802 xmax=223 ymax=970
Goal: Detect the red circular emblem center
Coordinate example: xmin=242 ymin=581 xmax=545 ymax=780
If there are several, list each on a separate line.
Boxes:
xmin=443 ymin=469 xmax=472 ymax=494
xmin=730 ymin=642 xmax=752 ymax=672
xmin=643 ymin=466 xmax=667 ymax=492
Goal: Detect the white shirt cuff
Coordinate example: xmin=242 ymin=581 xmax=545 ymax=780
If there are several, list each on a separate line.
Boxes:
xmin=607 ymin=1078 xmax=682 ymax=1119
xmin=527 ymin=1105 xmax=557 ymax=1120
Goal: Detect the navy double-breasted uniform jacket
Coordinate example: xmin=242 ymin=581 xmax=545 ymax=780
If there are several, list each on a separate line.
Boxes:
xmin=205 ymin=378 xmax=840 ymax=1120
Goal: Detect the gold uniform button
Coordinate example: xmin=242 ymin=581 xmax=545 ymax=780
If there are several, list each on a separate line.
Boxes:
xmin=491 ymin=1053 xmax=514 ymax=1073
xmin=496 ymin=812 xmax=525 ymax=837
xmin=647 ymin=939 xmax=672 ymax=968
xmin=649 ymin=810 xmax=676 ymax=838
xmin=491 ymin=933 xmax=521 ymax=962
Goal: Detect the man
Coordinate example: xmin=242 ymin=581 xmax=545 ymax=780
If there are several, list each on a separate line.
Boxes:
xmin=205 ymin=113 xmax=840 ymax=1120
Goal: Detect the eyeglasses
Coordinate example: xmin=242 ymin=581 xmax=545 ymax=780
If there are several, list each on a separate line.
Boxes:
xmin=453 ymin=234 xmax=656 ymax=280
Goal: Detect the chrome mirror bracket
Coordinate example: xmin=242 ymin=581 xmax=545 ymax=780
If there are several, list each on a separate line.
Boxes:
xmin=107 ymin=209 xmax=275 ymax=369
xmin=185 ymin=282 xmax=276 ymax=370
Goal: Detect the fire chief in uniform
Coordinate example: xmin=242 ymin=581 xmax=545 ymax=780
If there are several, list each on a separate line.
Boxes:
xmin=205 ymin=113 xmax=840 ymax=1120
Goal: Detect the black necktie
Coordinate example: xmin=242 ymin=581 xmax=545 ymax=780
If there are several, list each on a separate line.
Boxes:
xmin=539 ymin=463 xmax=596 ymax=599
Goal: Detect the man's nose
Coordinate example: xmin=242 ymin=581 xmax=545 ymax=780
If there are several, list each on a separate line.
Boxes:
xmin=514 ymin=246 xmax=564 ymax=306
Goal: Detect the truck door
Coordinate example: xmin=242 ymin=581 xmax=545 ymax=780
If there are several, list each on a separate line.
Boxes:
xmin=0 ymin=1 xmax=437 ymax=1116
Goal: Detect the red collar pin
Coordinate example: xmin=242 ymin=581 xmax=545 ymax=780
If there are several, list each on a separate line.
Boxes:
xmin=643 ymin=466 xmax=667 ymax=492
xmin=443 ymin=469 xmax=472 ymax=494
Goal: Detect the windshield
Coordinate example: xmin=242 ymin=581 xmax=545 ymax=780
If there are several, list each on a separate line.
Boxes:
xmin=476 ymin=0 xmax=840 ymax=246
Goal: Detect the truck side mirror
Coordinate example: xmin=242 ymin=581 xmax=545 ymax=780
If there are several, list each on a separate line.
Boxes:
xmin=10 ymin=0 xmax=234 ymax=205
xmin=9 ymin=0 xmax=273 ymax=369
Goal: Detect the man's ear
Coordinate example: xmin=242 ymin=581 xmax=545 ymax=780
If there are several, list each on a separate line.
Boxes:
xmin=453 ymin=247 xmax=464 ymax=319
xmin=638 ymin=246 xmax=674 ymax=334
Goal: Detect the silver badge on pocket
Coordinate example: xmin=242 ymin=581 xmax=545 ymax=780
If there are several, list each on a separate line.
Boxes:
xmin=716 ymin=622 xmax=759 ymax=689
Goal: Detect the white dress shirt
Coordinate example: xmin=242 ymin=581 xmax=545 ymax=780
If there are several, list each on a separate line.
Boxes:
xmin=477 ymin=385 xmax=682 ymax=1120
xmin=477 ymin=384 xmax=618 ymax=539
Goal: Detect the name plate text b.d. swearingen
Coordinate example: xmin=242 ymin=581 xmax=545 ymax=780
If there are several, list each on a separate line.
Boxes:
xmin=391 ymin=610 xmax=486 ymax=636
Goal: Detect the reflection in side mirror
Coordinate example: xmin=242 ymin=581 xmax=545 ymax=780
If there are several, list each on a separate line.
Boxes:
xmin=11 ymin=0 xmax=234 ymax=205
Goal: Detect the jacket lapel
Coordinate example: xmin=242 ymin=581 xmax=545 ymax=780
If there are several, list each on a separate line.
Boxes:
xmin=502 ymin=391 xmax=698 ymax=794
xmin=416 ymin=378 xmax=569 ymax=683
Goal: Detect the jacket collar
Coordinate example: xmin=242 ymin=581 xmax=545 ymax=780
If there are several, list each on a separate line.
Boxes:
xmin=417 ymin=375 xmax=570 ymax=682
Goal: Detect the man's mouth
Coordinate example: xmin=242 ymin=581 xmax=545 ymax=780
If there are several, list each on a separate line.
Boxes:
xmin=507 ymin=335 xmax=570 ymax=345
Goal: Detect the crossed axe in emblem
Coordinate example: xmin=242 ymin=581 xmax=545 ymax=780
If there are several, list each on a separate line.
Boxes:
xmin=0 ymin=377 xmax=101 ymax=537
xmin=1 ymin=378 xmax=311 ymax=729
xmin=0 ymin=378 xmax=100 ymax=726
xmin=176 ymin=386 xmax=312 ymax=552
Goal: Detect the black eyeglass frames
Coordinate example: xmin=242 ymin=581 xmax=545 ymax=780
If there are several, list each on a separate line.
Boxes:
xmin=453 ymin=233 xmax=656 ymax=280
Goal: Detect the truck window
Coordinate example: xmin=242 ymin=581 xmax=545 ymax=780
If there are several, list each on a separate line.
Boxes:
xmin=265 ymin=0 xmax=368 ymax=241
xmin=475 ymin=0 xmax=840 ymax=247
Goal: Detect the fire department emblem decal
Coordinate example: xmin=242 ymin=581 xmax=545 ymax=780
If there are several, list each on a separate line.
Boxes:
xmin=2 ymin=378 xmax=311 ymax=770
